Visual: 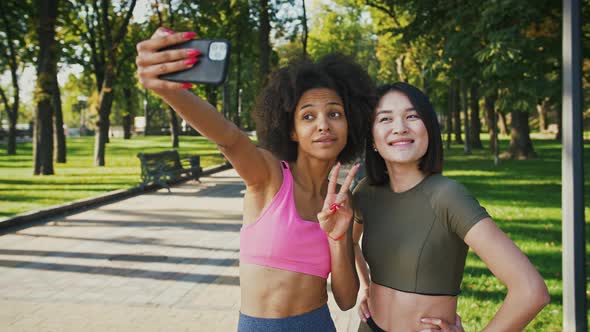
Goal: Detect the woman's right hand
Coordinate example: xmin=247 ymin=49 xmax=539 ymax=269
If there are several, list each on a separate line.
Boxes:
xmin=136 ymin=27 xmax=201 ymax=94
xmin=357 ymin=288 xmax=371 ymax=322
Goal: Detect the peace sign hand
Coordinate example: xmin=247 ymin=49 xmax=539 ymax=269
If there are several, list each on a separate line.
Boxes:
xmin=317 ymin=163 xmax=360 ymax=241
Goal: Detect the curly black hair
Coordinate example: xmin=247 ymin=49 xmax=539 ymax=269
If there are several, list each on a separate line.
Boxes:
xmin=254 ymin=54 xmax=377 ymax=164
xmin=366 ymin=82 xmax=444 ymax=185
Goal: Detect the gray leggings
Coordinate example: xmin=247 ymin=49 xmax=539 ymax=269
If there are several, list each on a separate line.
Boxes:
xmin=237 ymin=304 xmax=336 ymax=332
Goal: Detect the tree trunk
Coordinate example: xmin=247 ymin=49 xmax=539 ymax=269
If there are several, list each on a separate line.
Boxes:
xmin=537 ymin=98 xmax=548 ymax=132
xmin=90 ymin=0 xmax=136 ymax=164
xmin=234 ymin=46 xmax=242 ymax=129
xmin=53 ymin=78 xmax=66 ymax=163
xmin=258 ymin=0 xmax=270 ymax=84
xmin=301 ymin=0 xmax=308 ymax=57
xmin=169 ymin=107 xmax=179 ymax=148
xmin=123 ymin=87 xmax=133 ymax=139
xmin=33 ymin=0 xmax=59 ymax=175
xmin=123 ymin=115 xmax=132 ymax=139
xmin=0 ymin=3 xmax=20 ymax=156
xmin=501 ymin=111 xmax=536 ymax=159
xmin=446 ymin=83 xmax=453 ymax=149
xmin=555 ymin=106 xmax=562 ymax=141
xmin=7 ymin=109 xmax=17 ymax=155
xmin=461 ymin=80 xmax=471 ymax=154
xmin=469 ymin=84 xmax=482 ymax=149
xmin=94 ymin=73 xmax=115 ymax=166
xmin=34 ymin=95 xmax=54 ymax=175
xmin=205 ymin=85 xmax=218 ymax=108
xmin=452 ymin=80 xmax=463 ymax=144
xmin=143 ymin=89 xmax=150 ymax=135
xmin=396 ymin=55 xmax=407 ymax=82
xmin=498 ymin=112 xmax=508 ymax=135
xmin=223 ymin=81 xmax=230 ymax=120
xmin=485 ymin=94 xmax=498 ymax=155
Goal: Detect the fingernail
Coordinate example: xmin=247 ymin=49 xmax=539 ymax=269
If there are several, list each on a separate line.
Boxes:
xmin=181 ymin=83 xmax=192 ymax=89
xmin=161 ymin=27 xmax=174 ymax=35
xmin=186 ymin=49 xmax=201 ymax=57
xmin=182 ymin=32 xmax=197 ymax=39
xmin=365 ymin=313 xmax=370 ymax=319
xmin=185 ymin=57 xmax=198 ymax=65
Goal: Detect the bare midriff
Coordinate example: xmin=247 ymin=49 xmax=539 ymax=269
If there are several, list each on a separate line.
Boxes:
xmin=239 ymin=263 xmax=328 ymax=318
xmin=368 ymin=282 xmax=457 ymax=331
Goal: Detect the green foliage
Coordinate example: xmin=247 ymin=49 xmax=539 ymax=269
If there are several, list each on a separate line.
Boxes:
xmin=307 ymin=0 xmax=379 ymax=78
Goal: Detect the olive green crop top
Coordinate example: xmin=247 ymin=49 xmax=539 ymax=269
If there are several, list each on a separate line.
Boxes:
xmin=353 ymin=174 xmax=490 ymax=296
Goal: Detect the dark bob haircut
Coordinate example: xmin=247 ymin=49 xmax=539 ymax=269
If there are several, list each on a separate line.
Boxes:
xmin=366 ymin=82 xmax=443 ymax=185
xmin=254 ymin=54 xmax=376 ymax=164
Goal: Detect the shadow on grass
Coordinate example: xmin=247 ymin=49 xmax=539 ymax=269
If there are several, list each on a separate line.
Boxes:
xmin=494 ymin=218 xmax=561 ymax=244
xmin=465 ymin=249 xmax=561 ymax=283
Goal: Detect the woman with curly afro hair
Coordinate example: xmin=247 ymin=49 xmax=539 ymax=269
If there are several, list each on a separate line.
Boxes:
xmin=136 ymin=27 xmax=376 ymax=331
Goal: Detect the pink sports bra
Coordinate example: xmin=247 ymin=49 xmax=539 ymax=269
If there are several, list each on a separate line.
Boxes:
xmin=239 ymin=161 xmax=331 ymax=278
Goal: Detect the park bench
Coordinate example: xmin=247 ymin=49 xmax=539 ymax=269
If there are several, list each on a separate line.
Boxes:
xmin=137 ymin=150 xmax=202 ymax=192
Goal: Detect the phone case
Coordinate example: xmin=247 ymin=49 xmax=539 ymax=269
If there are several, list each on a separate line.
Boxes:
xmin=159 ymin=39 xmax=230 ymax=85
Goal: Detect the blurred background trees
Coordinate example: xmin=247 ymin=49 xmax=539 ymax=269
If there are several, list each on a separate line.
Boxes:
xmin=0 ymin=0 xmax=588 ymax=171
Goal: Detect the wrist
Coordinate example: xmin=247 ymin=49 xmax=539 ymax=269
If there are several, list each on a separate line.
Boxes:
xmin=327 ymin=233 xmax=346 ymax=241
xmin=328 ymin=235 xmax=349 ymax=250
xmin=157 ymin=88 xmax=190 ymax=101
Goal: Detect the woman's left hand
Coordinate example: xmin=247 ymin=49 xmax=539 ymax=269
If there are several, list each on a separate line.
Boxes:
xmin=419 ymin=314 xmax=463 ymax=332
xmin=317 ymin=162 xmax=360 ymax=241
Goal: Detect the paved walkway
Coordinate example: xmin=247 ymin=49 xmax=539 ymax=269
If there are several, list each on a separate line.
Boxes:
xmin=0 ymin=169 xmax=361 ymax=331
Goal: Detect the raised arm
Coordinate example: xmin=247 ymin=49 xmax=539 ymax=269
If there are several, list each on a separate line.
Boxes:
xmin=464 ymin=218 xmax=550 ymax=331
xmin=136 ymin=28 xmax=275 ymax=188
xmin=316 ymin=163 xmax=360 ymax=310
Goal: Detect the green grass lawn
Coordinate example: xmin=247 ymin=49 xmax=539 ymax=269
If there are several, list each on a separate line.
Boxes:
xmin=443 ymin=135 xmax=590 ymax=331
xmin=1 ymin=134 xmax=589 ymax=330
xmin=0 ymin=136 xmax=225 ymax=218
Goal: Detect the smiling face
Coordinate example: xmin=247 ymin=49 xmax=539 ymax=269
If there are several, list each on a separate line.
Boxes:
xmin=291 ymin=88 xmax=348 ymax=161
xmin=372 ymin=91 xmax=428 ymax=168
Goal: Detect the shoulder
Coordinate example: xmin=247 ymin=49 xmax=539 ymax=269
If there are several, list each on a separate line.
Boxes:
xmin=422 ymin=174 xmax=470 ymax=200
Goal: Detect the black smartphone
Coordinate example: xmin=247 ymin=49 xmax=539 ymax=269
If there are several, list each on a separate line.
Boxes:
xmin=159 ymin=39 xmax=230 ymax=85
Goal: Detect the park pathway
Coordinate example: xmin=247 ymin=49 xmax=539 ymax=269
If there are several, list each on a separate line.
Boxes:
xmin=0 ymin=168 xmax=361 ymax=332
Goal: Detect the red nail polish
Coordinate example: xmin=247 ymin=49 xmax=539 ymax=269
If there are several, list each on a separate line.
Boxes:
xmin=185 ymin=57 xmax=197 ymax=65
xmin=182 ymin=32 xmax=197 ymax=39
xmin=181 ymin=83 xmax=192 ymax=89
xmin=186 ymin=49 xmax=201 ymax=57
xmin=161 ymin=27 xmax=174 ymax=35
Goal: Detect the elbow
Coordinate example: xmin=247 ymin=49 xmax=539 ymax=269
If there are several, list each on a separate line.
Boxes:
xmin=336 ymin=297 xmax=357 ymax=311
xmin=516 ymin=278 xmax=550 ymax=311
xmin=534 ymin=282 xmax=551 ymax=309
xmin=335 ymin=282 xmax=359 ymax=311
